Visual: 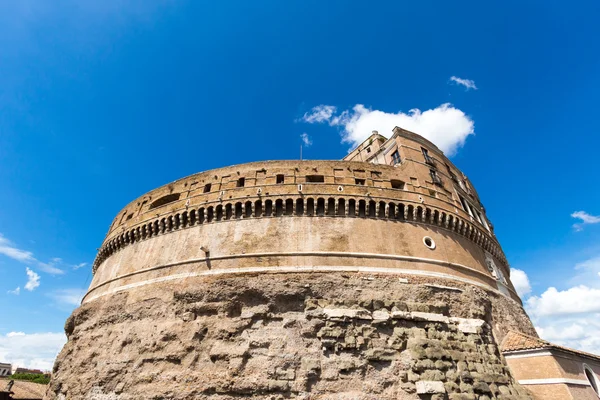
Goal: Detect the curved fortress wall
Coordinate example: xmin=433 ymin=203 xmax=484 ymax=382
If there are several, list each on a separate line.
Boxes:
xmin=47 ymin=128 xmax=537 ymax=399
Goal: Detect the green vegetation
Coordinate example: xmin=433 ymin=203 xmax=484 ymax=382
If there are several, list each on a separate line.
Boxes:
xmin=8 ymin=372 xmax=50 ymax=385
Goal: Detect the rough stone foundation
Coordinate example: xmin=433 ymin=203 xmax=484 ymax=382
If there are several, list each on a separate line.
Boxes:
xmin=46 ymin=273 xmax=535 ymax=400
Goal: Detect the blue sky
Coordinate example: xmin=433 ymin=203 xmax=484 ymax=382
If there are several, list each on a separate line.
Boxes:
xmin=1 ymin=1 xmax=600 ymax=369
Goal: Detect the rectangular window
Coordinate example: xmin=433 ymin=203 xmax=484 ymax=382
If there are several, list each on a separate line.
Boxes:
xmin=236 ymin=177 xmax=245 ymax=187
xmin=276 ymin=174 xmax=284 ymax=184
xmin=391 ymin=150 xmax=401 ymax=165
xmin=422 ymin=147 xmax=435 ymax=166
xmin=355 ymin=178 xmax=366 ymax=185
xmin=390 ymin=179 xmax=405 ymax=190
xmin=203 ymin=183 xmax=212 ymax=193
xmin=459 ymin=195 xmax=472 ymax=215
xmin=430 ymin=169 xmax=443 ymax=186
xmin=306 ymin=175 xmax=324 ymax=183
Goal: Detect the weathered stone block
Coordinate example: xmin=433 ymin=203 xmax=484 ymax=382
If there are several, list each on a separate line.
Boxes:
xmin=415 ymin=380 xmax=446 ymax=394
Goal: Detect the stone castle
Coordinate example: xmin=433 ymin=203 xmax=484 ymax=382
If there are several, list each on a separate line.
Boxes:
xmin=47 ymin=127 xmax=600 ymax=399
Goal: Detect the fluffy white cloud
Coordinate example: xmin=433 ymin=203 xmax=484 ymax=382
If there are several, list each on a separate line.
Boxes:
xmin=526 ymin=286 xmax=600 ymax=317
xmin=571 ymin=211 xmax=600 ymax=231
xmin=510 ymin=268 xmax=531 ymax=298
xmin=50 ymin=288 xmax=86 ymax=306
xmin=449 ymin=76 xmax=478 ymax=90
xmin=301 ymin=105 xmax=336 ymax=123
xmin=516 ymin=261 xmax=600 ymax=355
xmin=0 ymin=233 xmax=65 ymax=275
xmin=300 ymin=132 xmax=312 ymax=147
xmin=301 ymin=103 xmax=474 ymax=156
xmin=24 ymin=268 xmax=40 ymax=291
xmin=0 ymin=332 xmax=66 ymax=372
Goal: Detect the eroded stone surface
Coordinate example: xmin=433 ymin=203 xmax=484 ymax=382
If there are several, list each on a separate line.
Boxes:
xmin=46 ymin=273 xmax=535 ymax=400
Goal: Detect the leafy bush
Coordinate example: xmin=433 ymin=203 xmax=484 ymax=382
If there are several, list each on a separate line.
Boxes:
xmin=8 ymin=373 xmax=50 ymax=385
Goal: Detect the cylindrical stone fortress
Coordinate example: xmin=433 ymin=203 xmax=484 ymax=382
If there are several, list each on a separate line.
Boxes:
xmin=47 ymin=128 xmax=537 ymax=399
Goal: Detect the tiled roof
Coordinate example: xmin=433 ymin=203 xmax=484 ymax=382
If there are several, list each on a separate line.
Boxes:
xmin=501 ymin=330 xmax=600 ymax=361
xmin=501 ymin=331 xmax=549 ymax=352
xmin=0 ymin=378 xmax=46 ymax=400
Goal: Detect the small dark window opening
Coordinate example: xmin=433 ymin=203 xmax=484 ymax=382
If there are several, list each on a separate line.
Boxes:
xmin=355 ymin=178 xmax=366 ymax=185
xmin=306 ymin=175 xmax=324 ymax=183
xmin=235 ymin=203 xmax=243 ymax=218
xmin=391 ymin=180 xmax=405 ymax=190
xmin=149 ymin=193 xmax=180 ymax=210
xmin=391 ymin=150 xmax=401 ymax=165
xmin=276 ymin=174 xmax=285 ymax=184
xmin=366 ymin=147 xmax=371 ymax=153
xmin=245 ymin=201 xmax=252 ymax=218
xmin=203 ymin=184 xmax=212 ymax=193
xmin=126 ymin=213 xmax=134 ymax=220
xmin=237 ymin=177 xmax=245 ymax=187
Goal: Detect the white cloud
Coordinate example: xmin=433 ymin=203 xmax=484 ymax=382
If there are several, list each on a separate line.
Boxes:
xmin=510 ymin=268 xmax=531 ymax=297
xmin=449 ymin=76 xmax=478 ymax=90
xmin=50 ymin=288 xmax=86 ymax=306
xmin=301 ymin=105 xmax=336 ymax=123
xmin=571 ymin=211 xmax=600 ymax=231
xmin=516 ymin=255 xmax=600 ymax=355
xmin=526 ymin=286 xmax=600 ymax=317
xmin=0 ymin=234 xmax=36 ymax=263
xmin=7 ymin=287 xmax=20 ymax=295
xmin=300 ymin=133 xmax=312 ymax=147
xmin=300 ymin=103 xmax=474 ymax=156
xmin=0 ymin=233 xmax=65 ymax=275
xmin=0 ymin=331 xmax=66 ymax=372
xmin=73 ymin=262 xmax=88 ymax=270
xmin=24 ymin=268 xmax=40 ymax=291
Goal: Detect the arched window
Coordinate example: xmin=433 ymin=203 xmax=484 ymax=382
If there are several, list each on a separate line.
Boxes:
xmin=358 ymin=200 xmax=366 ymax=217
xmin=265 ymin=200 xmax=273 ymax=217
xmin=285 ymin=199 xmax=293 ymax=216
xmin=348 ymin=199 xmax=356 ymax=216
xmin=316 ymin=198 xmax=325 ymax=216
xmin=215 ymin=206 xmax=223 ymax=221
xmin=327 ymin=198 xmax=335 ymax=215
xmin=368 ymin=200 xmax=376 ymax=218
xmin=337 ymin=198 xmax=345 ymax=216
xmin=235 ymin=202 xmax=243 ymax=219
xmin=225 ymin=204 xmax=233 ymax=220
xmin=245 ymin=201 xmax=253 ymax=218
xmin=306 ymin=198 xmax=315 ymax=216
xmin=295 ymin=199 xmax=304 ymax=216
xmin=389 ymin=203 xmax=396 ymax=219
xmin=378 ymin=201 xmax=386 ymax=218
xmin=275 ymin=199 xmax=284 ymax=217
xmin=254 ymin=200 xmax=263 ymax=217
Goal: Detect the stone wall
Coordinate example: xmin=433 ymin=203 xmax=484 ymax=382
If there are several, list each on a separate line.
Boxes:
xmin=46 ymin=273 xmax=535 ymax=400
